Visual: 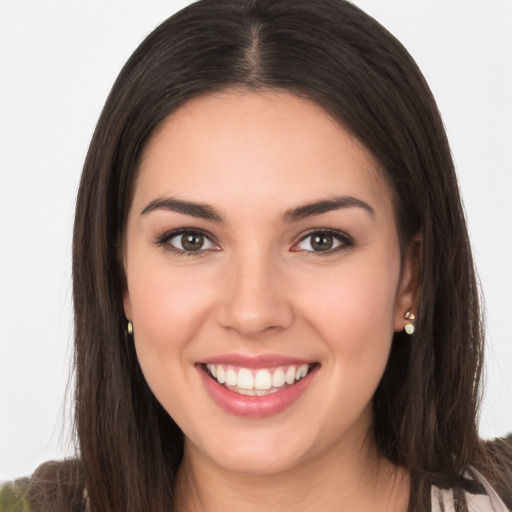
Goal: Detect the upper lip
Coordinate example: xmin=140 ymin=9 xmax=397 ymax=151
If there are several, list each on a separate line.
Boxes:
xmin=199 ymin=353 xmax=316 ymax=369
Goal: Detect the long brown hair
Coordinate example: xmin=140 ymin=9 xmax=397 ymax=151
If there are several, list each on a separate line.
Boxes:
xmin=72 ymin=1 xmax=494 ymax=510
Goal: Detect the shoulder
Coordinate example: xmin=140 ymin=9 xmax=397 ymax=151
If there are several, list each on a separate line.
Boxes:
xmin=432 ymin=463 xmax=511 ymax=512
xmin=1 ymin=460 xmax=87 ymax=512
xmin=479 ymin=435 xmax=512 ymax=508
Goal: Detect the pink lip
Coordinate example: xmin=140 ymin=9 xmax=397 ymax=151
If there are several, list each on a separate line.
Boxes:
xmin=197 ymin=362 xmax=319 ymax=418
xmin=200 ymin=353 xmax=313 ymax=369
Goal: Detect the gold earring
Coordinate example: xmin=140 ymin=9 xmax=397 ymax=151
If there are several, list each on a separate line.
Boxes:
xmin=404 ymin=311 xmax=415 ymax=335
xmin=127 ymin=321 xmax=133 ymax=335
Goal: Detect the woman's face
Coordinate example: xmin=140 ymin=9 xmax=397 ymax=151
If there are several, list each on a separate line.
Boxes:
xmin=123 ymin=91 xmax=417 ymax=475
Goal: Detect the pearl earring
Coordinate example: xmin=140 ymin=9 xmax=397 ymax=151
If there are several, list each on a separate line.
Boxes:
xmin=404 ymin=311 xmax=415 ymax=335
xmin=127 ymin=321 xmax=133 ymax=335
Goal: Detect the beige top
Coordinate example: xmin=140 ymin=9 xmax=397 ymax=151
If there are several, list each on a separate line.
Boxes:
xmin=431 ymin=467 xmax=510 ymax=512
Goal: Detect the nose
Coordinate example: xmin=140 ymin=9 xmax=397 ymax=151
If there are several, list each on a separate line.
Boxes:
xmin=217 ymin=252 xmax=294 ymax=339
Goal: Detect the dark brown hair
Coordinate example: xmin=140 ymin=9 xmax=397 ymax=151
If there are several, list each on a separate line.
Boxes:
xmin=71 ymin=1 xmax=501 ymax=510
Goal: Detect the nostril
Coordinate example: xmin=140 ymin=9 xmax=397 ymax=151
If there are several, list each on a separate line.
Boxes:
xmin=217 ymin=296 xmax=295 ymax=338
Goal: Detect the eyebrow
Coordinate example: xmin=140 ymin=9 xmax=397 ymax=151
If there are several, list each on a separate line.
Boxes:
xmin=141 ymin=197 xmax=224 ymax=222
xmin=282 ymin=196 xmax=375 ymax=223
xmin=140 ymin=194 xmax=375 ymax=223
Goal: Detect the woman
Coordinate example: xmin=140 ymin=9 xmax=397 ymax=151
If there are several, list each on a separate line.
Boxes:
xmin=10 ymin=0 xmax=511 ymax=511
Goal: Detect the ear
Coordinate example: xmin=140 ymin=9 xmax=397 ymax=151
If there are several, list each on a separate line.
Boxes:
xmin=393 ymin=233 xmax=422 ymax=332
xmin=123 ymin=291 xmax=133 ymax=321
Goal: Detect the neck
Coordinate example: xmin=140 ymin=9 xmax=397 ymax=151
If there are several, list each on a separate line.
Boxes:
xmin=175 ymin=432 xmax=410 ymax=512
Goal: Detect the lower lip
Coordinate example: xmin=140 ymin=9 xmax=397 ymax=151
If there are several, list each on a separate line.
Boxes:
xmin=198 ymin=365 xmax=318 ymax=418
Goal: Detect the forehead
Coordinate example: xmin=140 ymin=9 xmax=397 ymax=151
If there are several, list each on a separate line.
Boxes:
xmin=134 ymin=90 xmax=393 ymax=220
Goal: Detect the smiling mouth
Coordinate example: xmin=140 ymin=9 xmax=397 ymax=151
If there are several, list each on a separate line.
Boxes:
xmin=203 ymin=363 xmax=316 ymax=396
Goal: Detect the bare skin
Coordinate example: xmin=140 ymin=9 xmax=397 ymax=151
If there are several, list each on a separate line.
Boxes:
xmin=123 ymin=90 xmax=418 ymax=512
xmin=176 ymin=436 xmax=410 ymax=512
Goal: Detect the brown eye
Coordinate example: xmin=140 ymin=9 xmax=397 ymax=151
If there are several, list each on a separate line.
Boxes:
xmin=294 ymin=230 xmax=352 ymax=254
xmin=166 ymin=230 xmax=218 ymax=253
xmin=310 ymin=234 xmax=334 ymax=251
xmin=181 ymin=233 xmax=204 ymax=251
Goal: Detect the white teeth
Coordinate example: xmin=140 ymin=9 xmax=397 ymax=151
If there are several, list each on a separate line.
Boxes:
xmin=285 ymin=366 xmax=296 ymax=385
xmin=207 ymin=364 xmax=217 ymax=378
xmin=206 ymin=363 xmax=312 ymax=392
xmin=297 ymin=364 xmax=308 ymax=380
xmin=272 ymin=367 xmax=286 ymax=387
xmin=216 ymin=366 xmax=226 ymax=384
xmin=237 ymin=368 xmax=254 ymax=390
xmin=226 ymin=368 xmax=237 ymax=386
xmin=254 ymin=369 xmax=272 ymax=390
xmin=238 ymin=388 xmax=257 ymax=396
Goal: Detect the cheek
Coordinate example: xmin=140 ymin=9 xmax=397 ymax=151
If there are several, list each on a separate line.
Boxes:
xmin=295 ymin=257 xmax=400 ymax=389
xmin=125 ymin=260 xmax=216 ymax=396
xmin=126 ymin=270 xmax=216 ymax=431
xmin=302 ymin=262 xmax=398 ymax=336
xmin=128 ymin=263 xmax=212 ymax=341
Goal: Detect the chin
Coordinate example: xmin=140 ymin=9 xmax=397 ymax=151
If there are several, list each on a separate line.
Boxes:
xmin=205 ymin=442 xmax=310 ymax=476
xmin=184 ymin=417 xmax=332 ymax=477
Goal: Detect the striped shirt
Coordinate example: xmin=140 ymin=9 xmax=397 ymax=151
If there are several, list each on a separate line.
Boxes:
xmin=431 ymin=468 xmax=509 ymax=511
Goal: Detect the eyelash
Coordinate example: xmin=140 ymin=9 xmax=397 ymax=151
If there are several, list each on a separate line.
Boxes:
xmin=155 ymin=228 xmax=354 ymax=256
xmin=156 ymin=228 xmax=219 ymax=256
xmin=292 ymin=229 xmax=354 ymax=256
